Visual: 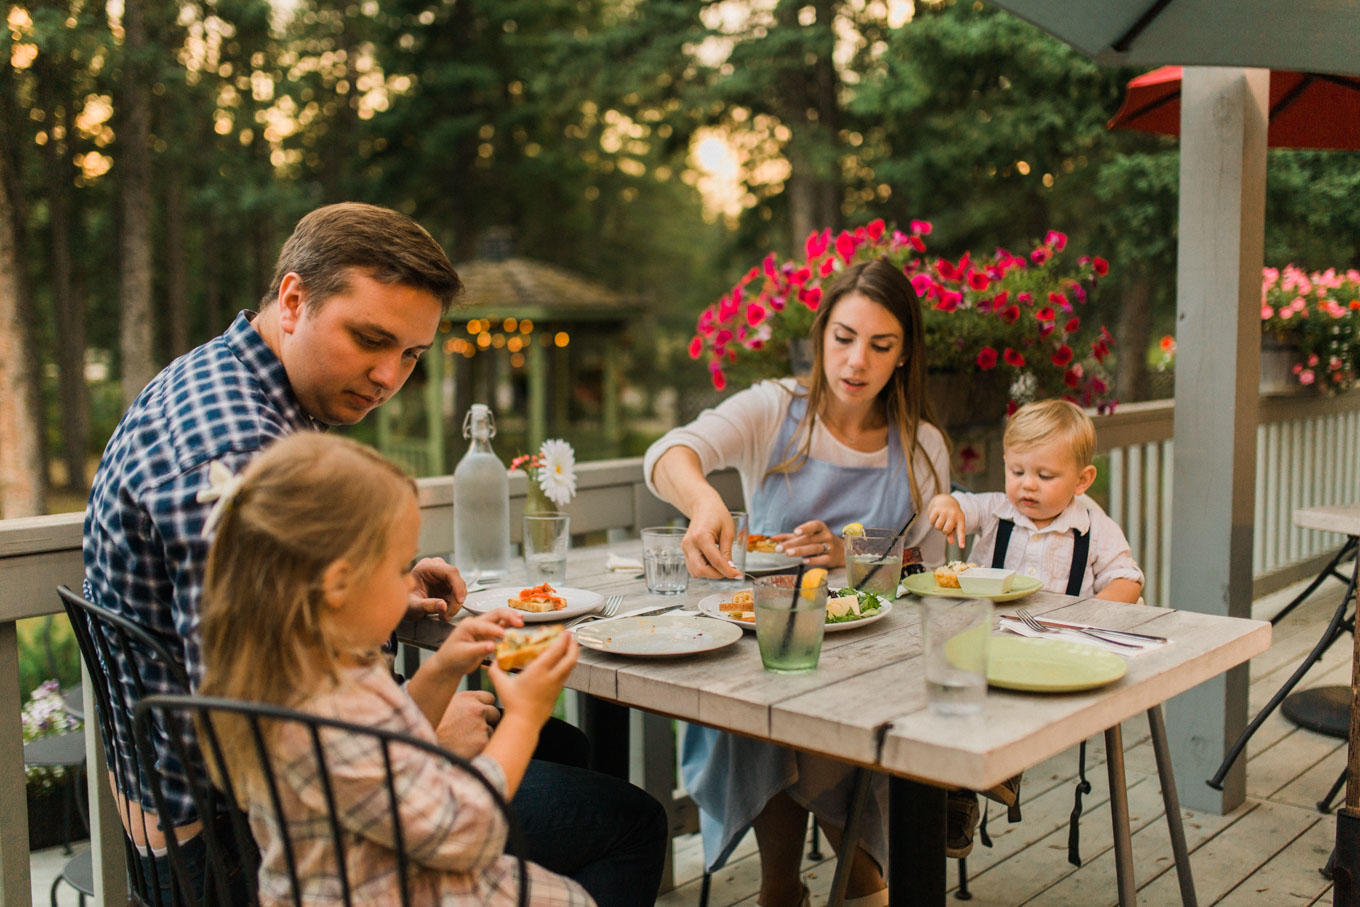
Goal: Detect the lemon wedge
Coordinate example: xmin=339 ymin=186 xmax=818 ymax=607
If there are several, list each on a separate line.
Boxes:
xmin=841 ymin=522 xmax=865 ymax=537
xmin=799 ymin=567 xmax=828 ymax=600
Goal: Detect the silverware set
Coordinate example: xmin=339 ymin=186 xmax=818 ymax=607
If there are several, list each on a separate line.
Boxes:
xmin=1013 ymin=608 xmax=1163 ymax=649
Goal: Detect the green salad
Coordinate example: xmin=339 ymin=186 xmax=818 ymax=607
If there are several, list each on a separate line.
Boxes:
xmin=826 ymin=588 xmax=886 ymax=623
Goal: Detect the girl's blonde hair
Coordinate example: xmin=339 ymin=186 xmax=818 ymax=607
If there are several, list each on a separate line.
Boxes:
xmin=766 ymin=257 xmax=948 ymax=513
xmin=199 ymin=432 xmax=416 ymax=792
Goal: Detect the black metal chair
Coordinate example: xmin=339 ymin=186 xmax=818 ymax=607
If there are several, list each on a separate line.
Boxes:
xmin=135 ymin=693 xmax=529 ymax=907
xmin=58 ymin=583 xmax=248 ymax=906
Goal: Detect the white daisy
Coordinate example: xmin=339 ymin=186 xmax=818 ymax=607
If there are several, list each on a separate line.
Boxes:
xmin=537 ymin=439 xmax=577 ymax=507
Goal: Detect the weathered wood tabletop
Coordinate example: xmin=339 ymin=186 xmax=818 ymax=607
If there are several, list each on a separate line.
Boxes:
xmin=398 ymin=541 xmax=1271 ymax=906
xmin=401 ymin=541 xmax=1271 ymax=791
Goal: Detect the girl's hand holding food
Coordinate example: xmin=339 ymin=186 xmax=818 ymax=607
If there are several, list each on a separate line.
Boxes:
xmin=488 ymin=630 xmax=578 ymax=730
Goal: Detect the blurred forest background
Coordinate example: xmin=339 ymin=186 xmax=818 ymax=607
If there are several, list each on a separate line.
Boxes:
xmin=4 ymin=0 xmax=1360 ymax=523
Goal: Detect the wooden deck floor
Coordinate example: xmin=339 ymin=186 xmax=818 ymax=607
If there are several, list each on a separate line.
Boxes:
xmin=657 ymin=575 xmax=1351 ymax=907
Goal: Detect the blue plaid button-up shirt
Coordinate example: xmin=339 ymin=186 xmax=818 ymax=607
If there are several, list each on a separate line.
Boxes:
xmin=84 ymin=311 xmax=319 ymax=826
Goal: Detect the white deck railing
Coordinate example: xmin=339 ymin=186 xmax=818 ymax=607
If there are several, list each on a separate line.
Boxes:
xmin=2 ymin=388 xmax=1359 ymax=902
xmin=1097 ymin=390 xmax=1360 ymax=607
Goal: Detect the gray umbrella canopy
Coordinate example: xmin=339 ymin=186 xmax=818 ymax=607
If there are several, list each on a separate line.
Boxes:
xmin=987 ymin=0 xmax=1360 ymax=76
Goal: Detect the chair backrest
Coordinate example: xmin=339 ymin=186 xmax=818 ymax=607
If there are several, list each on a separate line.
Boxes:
xmin=135 ymin=693 xmax=529 ymax=907
xmin=58 ymin=584 xmax=247 ymax=905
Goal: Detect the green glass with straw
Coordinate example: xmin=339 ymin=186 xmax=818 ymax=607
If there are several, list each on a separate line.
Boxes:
xmin=754 ymin=568 xmax=828 ymax=673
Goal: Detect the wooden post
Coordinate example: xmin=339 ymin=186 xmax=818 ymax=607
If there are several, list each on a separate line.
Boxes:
xmin=1164 ymin=67 xmax=1269 ymax=814
xmin=85 ymin=663 xmax=127 ymax=904
xmin=0 ymin=623 xmax=30 ymax=905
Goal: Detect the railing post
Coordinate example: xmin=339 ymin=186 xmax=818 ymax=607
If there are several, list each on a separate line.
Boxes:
xmin=0 ymin=622 xmax=30 ymax=906
xmin=84 ymin=661 xmax=127 ymax=904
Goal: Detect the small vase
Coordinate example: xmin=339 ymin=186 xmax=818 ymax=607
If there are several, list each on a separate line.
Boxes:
xmin=524 ymin=481 xmax=556 ymax=515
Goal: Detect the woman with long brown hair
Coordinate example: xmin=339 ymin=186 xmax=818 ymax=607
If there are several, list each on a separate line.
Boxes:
xmin=646 ymin=257 xmax=951 ymax=906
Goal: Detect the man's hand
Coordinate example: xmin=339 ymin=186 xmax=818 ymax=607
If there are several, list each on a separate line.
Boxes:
xmin=435 ymin=689 xmax=501 ymax=759
xmin=407 ymin=557 xmax=467 ymax=620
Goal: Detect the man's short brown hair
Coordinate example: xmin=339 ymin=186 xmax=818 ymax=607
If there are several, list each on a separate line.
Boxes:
xmin=1003 ymin=399 xmax=1096 ymax=467
xmin=263 ymin=203 xmax=462 ymax=312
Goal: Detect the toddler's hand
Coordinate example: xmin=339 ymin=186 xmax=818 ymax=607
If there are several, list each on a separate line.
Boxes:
xmin=926 ymin=494 xmax=967 ymax=549
xmin=487 ymin=631 xmax=578 ymax=730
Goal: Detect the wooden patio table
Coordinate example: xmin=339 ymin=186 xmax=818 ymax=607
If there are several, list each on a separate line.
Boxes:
xmin=398 ymin=542 xmax=1271 ymax=907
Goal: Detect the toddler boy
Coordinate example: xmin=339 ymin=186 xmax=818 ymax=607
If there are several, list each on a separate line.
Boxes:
xmin=925 ymin=399 xmax=1145 ymax=856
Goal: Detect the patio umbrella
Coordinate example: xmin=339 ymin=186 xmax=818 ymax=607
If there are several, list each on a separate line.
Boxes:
xmin=985 ymin=0 xmax=1360 ymax=76
xmin=1109 ymin=66 xmax=1360 ymax=150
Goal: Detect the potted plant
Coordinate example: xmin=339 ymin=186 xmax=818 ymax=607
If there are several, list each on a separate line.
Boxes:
xmin=1259 ymin=265 xmax=1360 ymax=395
xmin=687 ymin=219 xmax=1118 ymax=427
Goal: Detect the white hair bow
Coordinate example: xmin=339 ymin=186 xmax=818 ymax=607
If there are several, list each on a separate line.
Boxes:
xmin=197 ymin=460 xmax=246 ymax=537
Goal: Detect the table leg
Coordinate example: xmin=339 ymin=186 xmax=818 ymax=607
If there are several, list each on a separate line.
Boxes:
xmin=889 ymin=776 xmax=945 ymax=906
xmin=580 ymin=695 xmax=630 ymax=779
xmin=1104 ymin=724 xmax=1136 ymax=906
xmin=1147 ymin=706 xmax=1197 ymax=907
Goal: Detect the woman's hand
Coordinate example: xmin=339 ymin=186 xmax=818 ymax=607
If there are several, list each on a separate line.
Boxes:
xmin=926 ymin=494 xmax=967 ymax=548
xmin=681 ymin=497 xmax=743 ymax=579
xmin=487 ymin=631 xmax=579 ymax=730
xmin=406 ymin=557 xmax=467 ymax=620
xmin=775 ymin=520 xmax=844 ymax=567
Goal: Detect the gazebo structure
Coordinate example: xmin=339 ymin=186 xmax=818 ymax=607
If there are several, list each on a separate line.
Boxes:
xmin=376 ymin=247 xmax=641 ymax=474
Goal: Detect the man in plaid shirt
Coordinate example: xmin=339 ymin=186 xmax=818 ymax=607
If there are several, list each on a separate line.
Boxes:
xmin=84 ymin=203 xmax=666 ymax=904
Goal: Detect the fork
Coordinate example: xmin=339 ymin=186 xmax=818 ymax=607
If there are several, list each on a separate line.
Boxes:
xmin=565 ymin=594 xmax=624 ymax=630
xmin=1014 ymin=608 xmax=1139 ymax=649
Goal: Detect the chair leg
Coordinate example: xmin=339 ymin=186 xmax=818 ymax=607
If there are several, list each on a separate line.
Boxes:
xmin=50 ymin=874 xmax=62 ymax=907
xmin=1319 ymin=766 xmax=1349 ymax=814
xmin=698 ymin=871 xmax=711 ymax=907
xmin=808 ymin=818 xmax=824 ymax=860
xmin=955 ymin=855 xmax=972 ymax=900
xmin=827 ymin=769 xmax=872 ymax=907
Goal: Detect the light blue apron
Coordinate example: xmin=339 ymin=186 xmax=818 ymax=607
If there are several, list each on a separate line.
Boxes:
xmin=680 ymin=396 xmax=916 ymax=871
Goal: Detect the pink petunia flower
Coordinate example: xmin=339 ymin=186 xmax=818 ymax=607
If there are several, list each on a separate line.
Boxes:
xmin=977 ymin=347 xmax=999 ymax=370
xmin=688 ymin=336 xmax=703 ymax=359
xmin=968 ymin=272 xmax=990 ymax=292
xmin=835 ymin=231 xmax=857 ymax=263
xmin=1035 ymin=307 xmax=1056 ymax=322
xmin=910 ymin=274 xmax=935 ymax=298
xmin=1065 ymin=317 xmax=1081 ymax=333
xmin=1299 ymin=369 xmax=1315 ymax=386
xmin=910 ymin=219 xmax=932 ymax=235
xmin=867 ymin=219 xmax=885 ymax=241
xmin=746 ymin=303 xmax=767 ymax=327
xmin=1044 ymin=230 xmax=1068 ymax=251
xmin=820 ymin=258 xmax=836 ymax=278
xmin=1003 ymin=348 xmax=1026 ymax=367
xmin=1051 ymin=345 xmax=1074 ymax=367
xmin=1092 ymin=257 xmax=1109 ymax=276
xmin=1000 ymin=305 xmax=1021 ymax=324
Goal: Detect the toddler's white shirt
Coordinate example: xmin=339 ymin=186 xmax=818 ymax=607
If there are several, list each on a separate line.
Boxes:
xmin=954 ymin=492 xmax=1144 ymax=597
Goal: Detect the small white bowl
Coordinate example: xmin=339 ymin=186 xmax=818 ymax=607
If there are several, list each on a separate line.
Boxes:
xmin=957 ymin=567 xmax=1016 ymax=595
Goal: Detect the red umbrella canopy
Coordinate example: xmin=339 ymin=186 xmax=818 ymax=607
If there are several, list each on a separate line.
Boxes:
xmin=1109 ymin=65 xmax=1360 ymax=150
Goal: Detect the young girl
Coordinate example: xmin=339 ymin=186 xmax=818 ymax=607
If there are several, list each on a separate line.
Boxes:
xmin=647 ymin=258 xmax=950 ymax=906
xmin=199 ymin=432 xmax=591 ymax=906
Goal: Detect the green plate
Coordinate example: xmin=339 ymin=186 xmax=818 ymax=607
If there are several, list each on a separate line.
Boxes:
xmin=986 ymin=636 xmax=1127 ymax=692
xmin=902 ymin=572 xmax=1043 ymax=601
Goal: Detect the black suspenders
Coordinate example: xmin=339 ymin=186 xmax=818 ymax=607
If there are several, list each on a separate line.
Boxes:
xmin=990 ymin=519 xmax=1091 ymax=596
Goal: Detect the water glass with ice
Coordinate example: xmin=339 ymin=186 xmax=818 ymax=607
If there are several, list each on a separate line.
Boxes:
xmin=921 ymin=596 xmax=991 ymax=715
xmin=523 ymin=513 xmax=570 ymax=584
xmin=844 ymin=529 xmax=907 ymax=600
xmin=641 ymin=527 xmax=689 ymax=594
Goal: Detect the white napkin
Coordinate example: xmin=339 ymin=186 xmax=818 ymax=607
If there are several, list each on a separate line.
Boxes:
xmin=606 ymin=552 xmax=644 ymax=572
xmin=998 ymin=616 xmax=1168 ymax=656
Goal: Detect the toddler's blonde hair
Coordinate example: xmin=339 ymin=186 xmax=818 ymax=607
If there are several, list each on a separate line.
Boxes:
xmin=199 ymin=432 xmax=416 ymax=793
xmin=1003 ymin=399 xmax=1096 ymax=468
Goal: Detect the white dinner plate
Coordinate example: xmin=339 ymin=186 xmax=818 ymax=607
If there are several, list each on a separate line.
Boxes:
xmin=574 ymin=614 xmax=743 ymax=657
xmin=744 ymin=550 xmax=804 ymax=572
xmin=695 ymin=592 xmax=894 ymax=633
xmin=460 ymin=586 xmax=603 ymax=623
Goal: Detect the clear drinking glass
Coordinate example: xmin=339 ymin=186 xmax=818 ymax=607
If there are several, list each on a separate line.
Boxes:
xmin=523 ymin=513 xmax=570 ymax=584
xmin=921 ymin=596 xmax=991 ymax=715
xmin=754 ymin=574 xmax=828 ymax=673
xmin=641 ymin=527 xmax=689 ymax=594
xmin=727 ymin=510 xmax=749 ymax=579
xmin=844 ymin=529 xmax=907 ymax=600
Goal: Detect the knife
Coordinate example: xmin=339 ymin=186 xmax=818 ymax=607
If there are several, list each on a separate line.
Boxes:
xmin=571 ymin=603 xmax=692 ymax=629
xmin=1035 ymin=617 xmax=1167 ymax=644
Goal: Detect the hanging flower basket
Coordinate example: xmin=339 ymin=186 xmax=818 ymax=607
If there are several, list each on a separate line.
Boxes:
xmin=688 ymin=219 xmax=1118 ymax=422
